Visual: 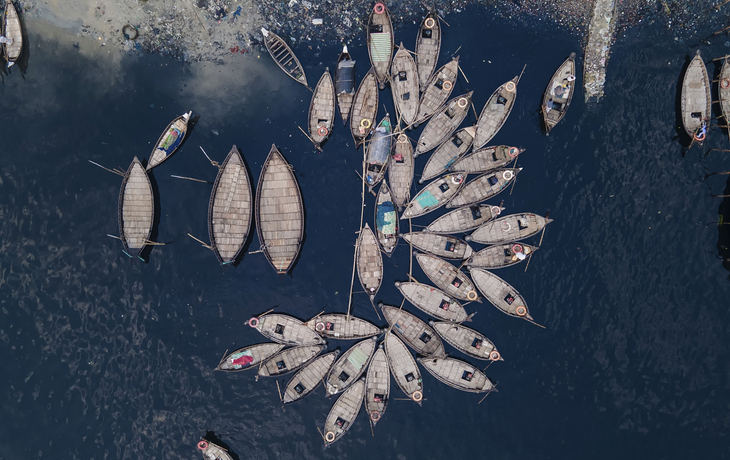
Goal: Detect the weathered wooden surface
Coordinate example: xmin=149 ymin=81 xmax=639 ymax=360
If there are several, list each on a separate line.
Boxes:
xmin=375 ymin=182 xmax=398 ymax=256
xmin=420 ymin=126 xmax=476 ymax=182
xmin=447 ymin=168 xmax=521 ymax=209
xmin=251 ymin=313 xmax=325 ymax=346
xmin=365 ymin=345 xmax=390 ymax=426
xmin=401 ymin=232 xmax=473 ymax=260
xmin=216 ymin=343 xmax=285 ymax=372
xmin=465 ymin=242 xmax=537 ymax=269
xmin=350 ymin=68 xmax=379 ymax=149
xmin=390 ymin=43 xmax=420 ymax=125
xmin=2 ymin=0 xmax=22 ymax=64
xmin=401 ymin=172 xmax=465 ymax=219
xmin=384 ymin=331 xmax=423 ymax=402
xmin=322 ymin=379 xmax=365 ymax=446
xmin=282 ymin=350 xmax=339 ymax=404
xmin=255 ymin=145 xmax=304 ymax=274
xmin=118 ymin=157 xmax=154 ymax=258
xmin=415 ymin=12 xmax=441 ymax=93
xmin=416 ymin=92 xmax=473 ymax=156
xmin=305 ymin=313 xmax=381 ymax=340
xmin=335 ymin=45 xmax=356 ymax=125
xmin=380 ymin=303 xmax=446 ymax=358
xmin=721 ymin=58 xmax=730 ymax=144
xmin=415 ymin=252 xmax=478 ymax=301
xmin=395 ymin=281 xmax=469 ymax=323
xmin=418 ymin=356 xmax=496 ymax=393
xmin=388 ymin=129 xmax=414 ymax=210
xmin=261 ymin=27 xmax=308 ymax=87
xmin=415 ymin=57 xmax=459 ymax=125
xmin=466 ymin=213 xmax=552 ymax=245
xmin=473 ymin=77 xmax=518 ymax=149
xmin=470 ymin=267 xmax=533 ymax=321
xmin=449 ymin=145 xmax=524 ymax=175
xmin=356 ymin=223 xmax=383 ymax=301
xmin=258 ymin=344 xmax=326 ymax=378
xmin=325 ymin=337 xmax=377 ymax=396
xmin=208 ymin=145 xmax=252 ymax=264
xmin=367 ymin=4 xmax=395 ymax=87
xmin=431 ymin=321 xmax=502 ymax=361
xmin=364 ymin=115 xmax=392 ymax=190
xmin=681 ymin=51 xmax=711 ymax=138
xmin=308 ymin=70 xmax=336 ymax=150
xmin=147 ymin=112 xmax=192 ymax=170
xmin=542 ymin=53 xmax=577 ymax=132
xmin=426 ymin=204 xmax=503 ymax=234
xmin=198 ymin=439 xmax=233 ymax=460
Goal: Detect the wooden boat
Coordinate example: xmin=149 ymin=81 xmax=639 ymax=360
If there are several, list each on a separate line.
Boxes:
xmin=356 ymin=223 xmax=383 ymax=302
xmin=465 ymin=242 xmax=538 ymax=269
xmin=401 ymin=232 xmax=473 ymax=260
xmin=470 ymin=268 xmax=533 ymax=322
xmin=395 ymin=281 xmax=469 ymax=323
xmin=261 ymin=27 xmax=308 ymax=87
xmin=446 ymin=168 xmax=521 ymax=209
xmin=473 ymin=77 xmax=518 ymax=150
xmin=118 ymin=157 xmax=154 ymax=259
xmin=415 ymin=57 xmax=460 ymax=126
xmin=420 ymin=126 xmax=476 ymax=182
xmin=390 ymin=43 xmax=420 ymax=125
xmin=415 ymin=12 xmax=441 ymax=93
xmin=380 ymin=303 xmax=446 ymax=358
xmin=384 ymin=332 xmax=423 ymax=403
xmin=720 ymin=57 xmax=730 ymax=144
xmin=325 ymin=337 xmax=378 ymax=396
xmin=305 ymin=313 xmax=381 ymax=340
xmin=431 ymin=321 xmax=502 ymax=361
xmin=1 ymin=0 xmax=22 ymax=67
xmin=425 ymin=204 xmax=503 ymax=234
xmin=401 ymin=172 xmax=465 ymax=219
xmin=197 ymin=439 xmax=233 ymax=460
xmin=365 ymin=345 xmax=390 ymax=426
xmin=364 ymin=115 xmax=392 ymax=190
xmin=415 ymin=92 xmax=473 ymax=156
xmin=308 ymin=69 xmax=336 ymax=151
xmin=388 ymin=127 xmax=414 ymax=211
xmin=681 ymin=50 xmax=711 ymax=141
xmin=255 ymin=145 xmax=304 ymax=274
xmin=542 ymin=53 xmax=577 ymax=133
xmin=375 ymin=182 xmax=398 ymax=256
xmin=208 ymin=145 xmax=253 ymax=265
xmin=367 ymin=2 xmax=395 ymax=89
xmin=466 ymin=212 xmax=552 ymax=245
xmin=248 ymin=313 xmax=325 ymax=346
xmin=350 ymin=68 xmax=379 ymax=149
xmin=322 ymin=379 xmax=365 ymax=446
xmin=335 ymin=45 xmax=357 ymax=125
xmin=415 ymin=252 xmax=478 ymax=302
xmin=215 ymin=343 xmax=285 ymax=371
xmin=449 ymin=145 xmax=524 ymax=175
xmin=282 ymin=350 xmax=340 ymax=404
xmin=146 ymin=111 xmax=192 ymax=170
xmin=418 ymin=356 xmax=496 ymax=393
xmin=258 ymin=344 xmax=326 ymax=378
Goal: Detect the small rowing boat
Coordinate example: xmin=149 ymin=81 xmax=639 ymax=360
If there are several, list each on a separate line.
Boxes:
xmin=364 ymin=114 xmax=392 ymax=190
xmin=470 ymin=268 xmax=534 ymax=322
xmin=325 ymin=337 xmax=378 ymax=396
xmin=384 ymin=331 xmax=423 ymax=404
xmin=282 ymin=350 xmax=339 ymax=404
xmin=380 ymin=303 xmax=446 ymax=358
xmin=681 ymin=50 xmax=711 ymax=142
xmin=364 ymin=344 xmax=390 ymax=426
xmin=431 ymin=321 xmax=502 ymax=362
xmin=415 ymin=252 xmax=478 ymax=302
xmin=415 ymin=12 xmax=441 ymax=93
xmin=542 ymin=53 xmax=577 ymax=133
xmin=448 ymin=145 xmax=524 ymax=175
xmin=420 ymin=126 xmax=476 ymax=182
xmin=388 ymin=127 xmax=414 ymax=210
xmin=466 ymin=212 xmax=551 ymax=245
xmin=308 ymin=69 xmax=336 ymax=151
xmin=390 ymin=43 xmax=420 ymax=125
xmin=147 ymin=111 xmax=192 ymax=170
xmin=257 ymin=344 xmax=326 ymax=378
xmin=720 ymin=57 xmax=730 ymax=144
xmin=367 ymin=2 xmax=395 ymax=89
xmin=356 ymin=223 xmax=383 ymax=302
xmin=247 ymin=313 xmax=325 ymax=346
xmin=415 ymin=92 xmax=473 ymax=156
xmin=261 ymin=27 xmax=308 ymax=87
xmin=418 ymin=356 xmax=496 ymax=393
xmin=473 ymin=77 xmax=518 ymax=150
xmin=425 ymin=204 xmax=503 ymax=234
xmin=197 ymin=439 xmax=233 ymax=460
xmin=395 ymin=281 xmax=469 ymax=323
xmin=446 ymin=168 xmax=521 ymax=209
xmin=350 ymin=68 xmax=379 ymax=149
xmin=118 ymin=157 xmax=154 ymax=259
xmin=1 ymin=0 xmax=23 ymax=67
xmin=415 ymin=57 xmax=459 ymax=126
xmin=335 ymin=46 xmax=357 ymax=125
xmin=465 ymin=242 xmax=538 ymax=269
xmin=401 ymin=172 xmax=465 ymax=219
xmin=401 ymin=232 xmax=473 ymax=260
xmin=215 ymin=343 xmax=285 ymax=371
xmin=375 ymin=182 xmax=399 ymax=256
xmin=305 ymin=313 xmax=381 ymax=340
xmin=322 ymin=379 xmax=365 ymax=446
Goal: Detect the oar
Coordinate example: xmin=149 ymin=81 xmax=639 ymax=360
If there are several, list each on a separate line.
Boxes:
xmin=171 ymin=175 xmax=210 ymax=183
xmin=524 ymin=211 xmax=550 ymax=272
xmin=188 ymin=233 xmax=213 ymax=250
xmin=88 ymin=160 xmax=124 ymax=177
xmin=347 ymin=151 xmax=368 ymax=321
xmin=712 ymin=53 xmax=730 ymax=61
xmin=713 ymin=24 xmax=730 ymax=35
xmin=200 ymin=146 xmax=220 ymax=168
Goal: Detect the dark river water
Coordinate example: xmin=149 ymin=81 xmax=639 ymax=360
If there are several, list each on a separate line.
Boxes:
xmin=1 ymin=6 xmax=729 ymax=460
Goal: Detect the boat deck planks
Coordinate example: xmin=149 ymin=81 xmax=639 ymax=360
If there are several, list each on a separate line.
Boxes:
xmin=305 ymin=313 xmax=381 ymax=340
xmin=449 ymin=145 xmax=523 ymax=175
xmin=356 ymin=223 xmax=383 ymax=301
xmin=251 ymin=313 xmax=326 ymax=346
xmin=466 ymin=212 xmax=552 ymax=245
xmin=384 ymin=332 xmax=423 ymax=402
xmin=350 ymin=68 xmax=379 ymax=148
xmin=465 ymin=242 xmax=537 ymax=269
xmin=325 ymin=337 xmax=378 ymax=396
xmin=198 ymin=440 xmax=233 ymax=460
xmin=401 ymin=232 xmax=473 ymax=260
xmin=322 ymin=379 xmax=365 ymax=446
xmin=415 ymin=57 xmax=460 ymax=125
xmin=335 ymin=46 xmax=357 ymax=125
xmin=415 ymin=13 xmax=441 ymax=93
xmin=258 ymin=344 xmax=326 ymax=378
xmin=401 ymin=172 xmax=465 ymax=219
xmin=681 ymin=50 xmax=711 ymax=138
xmin=308 ymin=70 xmax=336 ymax=150
xmin=2 ymin=0 xmax=22 ymax=65
xmin=418 ymin=356 xmax=496 ymax=393
xmin=380 ymin=303 xmax=446 ymax=358
xmin=431 ymin=321 xmax=502 ymax=361
xmin=282 ymin=350 xmax=339 ymax=404
xmin=395 ymin=281 xmax=469 ymax=323
xmin=364 ymin=345 xmax=390 ymax=425
xmin=375 ymin=182 xmax=399 ymax=256
xmin=426 ymin=204 xmax=503 ymax=234
xmin=420 ymin=126 xmax=476 ymax=182
xmin=367 ymin=4 xmax=395 ymax=87
xmin=118 ymin=157 xmax=154 ymax=258
xmin=390 ymin=43 xmax=420 ymax=125
xmin=542 ymin=53 xmax=577 ymax=132
xmin=415 ymin=252 xmax=478 ymax=301
xmin=416 ymin=91 xmax=473 ymax=156
xmin=262 ymin=27 xmax=308 ymax=87
xmin=216 ymin=343 xmax=285 ymax=371
xmin=471 ymin=267 xmax=533 ymax=321
xmin=388 ymin=129 xmax=415 ymax=210
xmin=147 ymin=112 xmax=192 ymax=170
xmin=447 ymin=168 xmax=521 ymax=208
xmin=473 ymin=77 xmax=518 ymax=149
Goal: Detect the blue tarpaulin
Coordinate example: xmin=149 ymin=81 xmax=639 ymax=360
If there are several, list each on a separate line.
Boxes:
xmin=377 ymin=201 xmax=396 ymax=235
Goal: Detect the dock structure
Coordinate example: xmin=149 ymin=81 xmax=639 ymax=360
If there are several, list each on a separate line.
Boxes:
xmin=583 ymin=0 xmax=618 ymax=103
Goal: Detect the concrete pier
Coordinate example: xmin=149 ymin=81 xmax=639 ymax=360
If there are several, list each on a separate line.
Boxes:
xmin=583 ymin=0 xmax=618 ymax=103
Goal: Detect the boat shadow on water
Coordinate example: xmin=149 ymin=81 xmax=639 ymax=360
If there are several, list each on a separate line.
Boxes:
xmin=717 ymin=174 xmax=730 ymax=278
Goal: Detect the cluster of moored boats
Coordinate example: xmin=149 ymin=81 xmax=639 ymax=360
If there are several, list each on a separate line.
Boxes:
xmin=1 ymin=0 xmax=23 ymax=68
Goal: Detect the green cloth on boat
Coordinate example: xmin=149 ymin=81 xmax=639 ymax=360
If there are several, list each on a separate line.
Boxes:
xmin=370 ymin=32 xmax=391 ymax=62
xmin=416 ymin=191 xmax=439 ymax=208
xmin=348 ymin=347 xmax=369 ymax=370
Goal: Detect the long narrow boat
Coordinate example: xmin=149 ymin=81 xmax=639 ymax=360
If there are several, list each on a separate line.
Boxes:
xmin=415 ymin=252 xmax=478 ymax=302
xmin=401 ymin=172 xmax=465 ymax=219
xmin=255 ymin=145 xmax=304 ymax=274
xmin=322 ymin=379 xmax=365 ymax=446
xmin=401 ymin=232 xmax=473 ymax=260
xmin=415 ymin=92 xmax=473 ymax=156
xmin=473 ymin=77 xmax=518 ymax=150
xmin=325 ymin=337 xmax=378 ymax=396
xmin=720 ymin=57 xmax=730 ymax=144
xmin=335 ymin=46 xmax=357 ymax=125
xmin=384 ymin=332 xmax=423 ymax=403
xmin=395 ymin=281 xmax=469 ymax=323
xmin=146 ymin=111 xmax=192 ymax=170
xmin=465 ymin=242 xmax=538 ymax=269
xmin=356 ymin=223 xmax=383 ymax=302
xmin=470 ymin=268 xmax=533 ymax=322
xmin=308 ymin=69 xmax=336 ymax=151
xmin=466 ymin=212 xmax=552 ymax=245
xmin=431 ymin=322 xmax=502 ymax=362
xmin=365 ymin=345 xmax=390 ymax=426
xmin=1 ymin=0 xmax=22 ymax=67
xmin=390 ymin=43 xmax=420 ymax=125
xmin=261 ymin=27 xmax=308 ymax=87
xmin=258 ymin=344 xmax=326 ymax=378
xmin=282 ymin=350 xmax=340 ymax=404
xmin=420 ymin=126 xmax=476 ymax=182
xmin=208 ymin=145 xmax=252 ymax=265
xmin=305 ymin=313 xmax=381 ymax=340
xmin=418 ymin=356 xmax=496 ymax=393
xmin=367 ymin=2 xmax=395 ymax=89
xmin=375 ymin=182 xmax=398 ymax=256
xmin=364 ymin=115 xmax=392 ymax=190
xmin=388 ymin=128 xmax=415 ymax=210
xmin=681 ymin=50 xmax=711 ymax=142
xmin=248 ymin=313 xmax=326 ymax=346
xmin=415 ymin=57 xmax=460 ymax=126
xmin=446 ymin=168 xmax=521 ymax=209
xmin=542 ymin=53 xmax=577 ymax=133
xmin=118 ymin=157 xmax=154 ymax=260
xmin=380 ymin=303 xmax=446 ymax=358
xmin=425 ymin=204 xmax=503 ymax=234
xmin=449 ymin=145 xmax=524 ymax=175
xmin=415 ymin=12 xmax=441 ymax=93
xmin=197 ymin=439 xmax=233 ymax=460
xmin=215 ymin=343 xmax=285 ymax=371
xmin=350 ymin=68 xmax=379 ymax=149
